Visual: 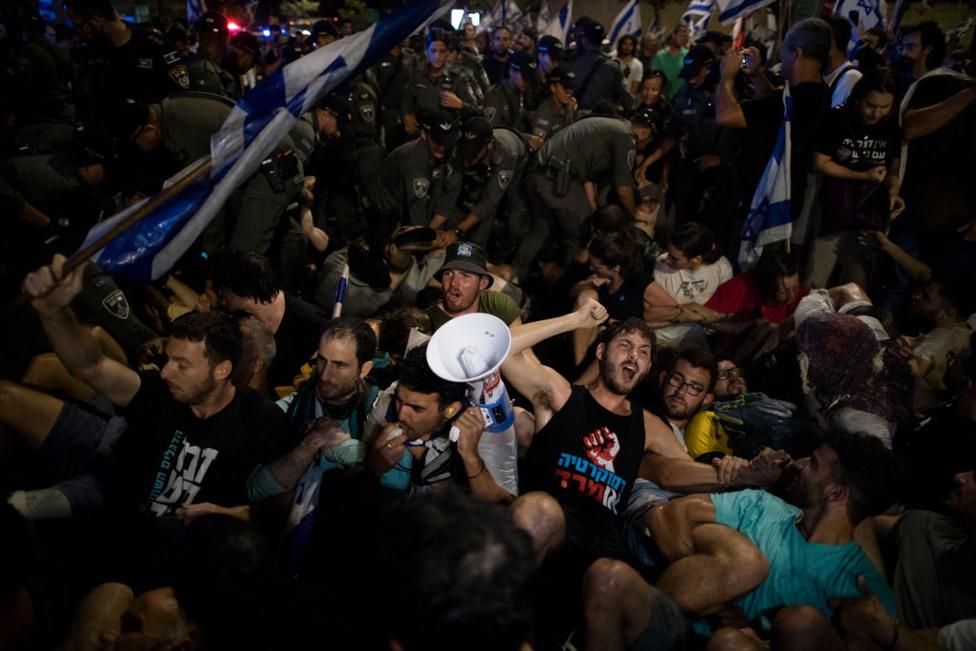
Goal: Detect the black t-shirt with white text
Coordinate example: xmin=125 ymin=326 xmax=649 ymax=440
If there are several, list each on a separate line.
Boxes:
xmin=107 ymin=371 xmax=288 ymax=516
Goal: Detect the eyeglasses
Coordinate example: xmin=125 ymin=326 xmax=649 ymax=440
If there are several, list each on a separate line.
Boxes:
xmin=665 ymin=373 xmax=705 ymax=397
xmin=716 ymin=367 xmax=743 ymax=381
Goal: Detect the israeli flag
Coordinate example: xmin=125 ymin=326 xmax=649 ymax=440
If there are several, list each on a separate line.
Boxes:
xmin=682 ymin=0 xmax=714 ymax=22
xmin=608 ymin=0 xmax=642 ymax=46
xmin=738 ymin=87 xmax=792 ymax=271
xmin=80 ymin=0 xmax=451 ymax=281
xmin=834 ymin=0 xmax=883 ymax=51
xmin=538 ymin=0 xmax=573 ymax=44
xmin=716 ymin=0 xmax=777 ymax=25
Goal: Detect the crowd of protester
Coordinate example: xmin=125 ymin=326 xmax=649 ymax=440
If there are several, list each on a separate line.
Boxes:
xmin=1 ymin=0 xmax=975 ymax=648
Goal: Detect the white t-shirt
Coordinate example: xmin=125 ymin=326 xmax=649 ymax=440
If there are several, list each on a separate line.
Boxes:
xmin=614 ymin=55 xmax=643 ymax=93
xmin=653 ymin=255 xmax=733 ymax=305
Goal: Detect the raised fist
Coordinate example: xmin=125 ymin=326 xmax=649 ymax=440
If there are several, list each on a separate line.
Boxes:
xmin=583 ymin=427 xmax=620 ymax=473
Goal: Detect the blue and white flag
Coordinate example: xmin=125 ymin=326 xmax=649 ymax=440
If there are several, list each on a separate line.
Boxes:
xmin=716 ymin=0 xmax=777 ymax=25
xmin=538 ymin=0 xmax=573 ymax=44
xmin=80 ymin=0 xmax=451 ymax=281
xmin=186 ymin=0 xmax=203 ymax=26
xmin=738 ymin=87 xmax=792 ymax=271
xmin=834 ymin=0 xmax=883 ymax=52
xmin=608 ymin=0 xmax=642 ymax=47
xmin=683 ymin=0 xmax=714 ymax=23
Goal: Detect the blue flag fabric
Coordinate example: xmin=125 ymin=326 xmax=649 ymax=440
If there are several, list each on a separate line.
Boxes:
xmin=608 ymin=0 xmax=642 ymax=46
xmin=738 ymin=87 xmax=792 ymax=271
xmin=81 ymin=0 xmax=451 ymax=281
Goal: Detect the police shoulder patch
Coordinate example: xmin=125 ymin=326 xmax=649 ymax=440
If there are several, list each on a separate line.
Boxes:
xmin=360 ymin=104 xmax=375 ymax=123
xmin=102 ymin=290 xmax=130 ymax=320
xmin=627 ymin=148 xmax=636 ymax=169
xmin=498 ymin=169 xmax=513 ymax=189
xmin=484 ymin=106 xmax=496 ymax=122
xmin=413 ymin=177 xmax=430 ymax=198
xmin=170 ymin=65 xmax=190 ymax=89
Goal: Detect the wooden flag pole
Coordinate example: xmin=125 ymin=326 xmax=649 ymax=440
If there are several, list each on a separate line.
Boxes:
xmin=2 ymin=156 xmax=214 ymax=317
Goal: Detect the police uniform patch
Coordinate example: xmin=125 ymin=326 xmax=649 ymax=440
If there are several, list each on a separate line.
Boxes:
xmin=170 ymin=65 xmax=191 ymax=89
xmin=413 ymin=177 xmax=430 ymax=198
xmin=498 ymin=170 xmax=513 ymax=189
xmin=484 ymin=106 xmax=496 ymax=122
xmin=360 ymin=105 xmax=375 ymax=123
xmin=627 ymin=149 xmax=636 ymax=169
xmin=162 ymin=51 xmax=181 ymax=65
xmin=102 ymin=290 xmax=130 ymax=320
xmin=137 ymin=58 xmax=154 ymax=70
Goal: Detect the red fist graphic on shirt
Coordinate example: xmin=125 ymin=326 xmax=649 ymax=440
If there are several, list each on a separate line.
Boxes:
xmin=583 ymin=427 xmax=620 ymax=474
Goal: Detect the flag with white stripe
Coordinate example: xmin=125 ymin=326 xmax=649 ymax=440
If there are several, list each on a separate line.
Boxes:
xmin=186 ymin=0 xmax=204 ymax=25
xmin=80 ymin=0 xmax=451 ymax=281
xmin=738 ymin=87 xmax=792 ymax=270
xmin=608 ymin=0 xmax=642 ymax=46
xmin=833 ymin=0 xmax=883 ymax=52
xmin=716 ymin=0 xmax=777 ymax=25
xmin=538 ymin=0 xmax=573 ymax=44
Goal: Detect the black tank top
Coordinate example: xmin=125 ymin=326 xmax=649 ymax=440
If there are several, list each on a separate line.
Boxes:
xmin=523 ymin=385 xmax=645 ymax=519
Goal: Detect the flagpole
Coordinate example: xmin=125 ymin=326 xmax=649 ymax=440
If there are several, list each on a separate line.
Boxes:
xmin=2 ymin=156 xmax=214 ymax=316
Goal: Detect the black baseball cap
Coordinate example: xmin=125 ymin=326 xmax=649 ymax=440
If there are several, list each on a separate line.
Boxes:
xmin=679 ymin=44 xmax=716 ymax=80
xmin=537 ymin=35 xmax=564 ymax=56
xmin=582 ymin=20 xmax=606 ymax=46
xmin=457 ymin=116 xmax=494 ymax=161
xmin=420 ymin=109 xmax=458 ymax=148
xmin=506 ymin=49 xmax=535 ymax=74
xmin=436 ymin=242 xmax=493 ymax=287
xmin=195 ymin=11 xmax=229 ymax=37
xmin=630 ymin=106 xmax=660 ymax=132
xmin=547 ymin=63 xmax=576 ymax=89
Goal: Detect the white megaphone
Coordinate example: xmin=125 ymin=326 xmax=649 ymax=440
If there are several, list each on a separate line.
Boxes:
xmin=427 ymin=313 xmax=519 ymax=495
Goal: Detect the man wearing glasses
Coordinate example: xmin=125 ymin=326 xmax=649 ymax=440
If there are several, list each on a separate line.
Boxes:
xmin=658 ymin=348 xmax=718 ymax=447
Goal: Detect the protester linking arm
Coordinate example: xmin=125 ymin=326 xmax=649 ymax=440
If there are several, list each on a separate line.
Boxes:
xmin=507 ymin=298 xmax=609 ymax=356
xmin=857 ymin=229 xmax=932 ymax=283
xmin=902 ymin=84 xmax=976 ymax=141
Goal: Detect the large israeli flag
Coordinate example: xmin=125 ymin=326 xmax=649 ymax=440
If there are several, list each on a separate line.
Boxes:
xmin=716 ymin=0 xmax=777 ymax=25
xmin=538 ymin=0 xmax=573 ymax=44
xmin=608 ymin=0 xmax=642 ymax=46
xmin=80 ymin=0 xmax=451 ymax=281
xmin=683 ymin=0 xmax=714 ymax=42
xmin=738 ymin=87 xmax=792 ymax=271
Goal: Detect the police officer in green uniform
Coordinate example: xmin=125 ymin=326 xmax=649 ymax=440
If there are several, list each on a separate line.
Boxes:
xmin=187 ymin=12 xmax=241 ymax=99
xmin=66 ymin=0 xmax=190 ymax=123
xmin=530 ymin=64 xmax=577 ymax=150
xmin=429 ymin=19 xmax=491 ymax=101
xmin=373 ymin=109 xmax=462 ymax=232
xmin=529 ymin=115 xmax=655 ymax=265
xmin=482 ymin=50 xmax=534 ymax=130
xmin=452 ymin=116 xmax=539 ymax=277
xmin=112 ymin=94 xmax=303 ymax=258
xmin=526 ymin=34 xmax=566 ymax=113
xmin=401 ymin=28 xmax=481 ymax=136
xmin=372 ymin=44 xmax=415 ymax=150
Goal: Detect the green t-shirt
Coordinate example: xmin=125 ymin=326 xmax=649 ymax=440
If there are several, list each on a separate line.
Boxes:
xmin=651 ymin=47 xmax=688 ymax=100
xmin=427 ymin=289 xmax=522 ymax=331
xmin=711 ymin=489 xmax=896 ymax=624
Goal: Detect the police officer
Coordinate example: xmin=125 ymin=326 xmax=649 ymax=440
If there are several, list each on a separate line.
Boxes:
xmin=373 ymin=109 xmax=462 ymax=232
xmin=530 ymin=64 xmax=577 ymax=150
xmin=664 ymin=45 xmax=731 ymax=223
xmin=401 ymin=29 xmax=481 ymax=135
xmin=66 ymin=0 xmax=189 ymax=123
xmin=187 ymin=12 xmax=242 ymax=100
xmin=111 ymin=95 xmax=304 ymax=257
xmin=529 ymin=115 xmax=655 ymax=265
xmin=482 ymin=50 xmax=534 ymax=130
xmin=429 ymin=19 xmax=490 ymax=100
xmin=569 ymin=20 xmax=632 ymax=112
xmin=451 ymin=116 xmax=537 ymax=276
xmin=372 ymin=44 xmax=416 ymax=150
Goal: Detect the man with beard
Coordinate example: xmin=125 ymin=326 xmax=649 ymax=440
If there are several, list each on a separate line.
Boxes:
xmin=503 ymin=314 xmax=771 ymax=648
xmin=14 ymin=255 xmax=288 ymax=528
xmin=426 ymin=241 xmax=522 ymax=331
xmin=245 ymin=316 xmax=387 ymax=568
xmin=657 ymin=348 xmax=718 ymax=446
xmin=642 ymin=430 xmax=902 ymax=651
